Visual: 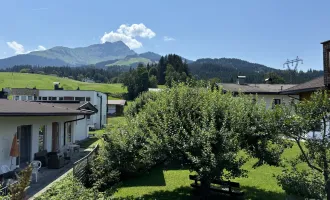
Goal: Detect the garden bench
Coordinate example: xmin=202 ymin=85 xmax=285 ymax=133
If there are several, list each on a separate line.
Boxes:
xmin=189 ymin=175 xmax=244 ymax=197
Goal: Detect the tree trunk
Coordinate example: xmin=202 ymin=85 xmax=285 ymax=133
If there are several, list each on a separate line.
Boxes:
xmin=326 ymin=180 xmax=330 ymax=200
xmin=200 ymin=179 xmax=211 ymax=200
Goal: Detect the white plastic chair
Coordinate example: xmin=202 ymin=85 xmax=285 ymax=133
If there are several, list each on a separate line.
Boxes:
xmin=31 ymin=161 xmax=42 ymax=183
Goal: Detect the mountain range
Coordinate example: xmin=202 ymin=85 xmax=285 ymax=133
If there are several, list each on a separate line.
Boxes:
xmin=0 ymin=41 xmax=323 ymax=84
xmin=0 ymin=41 xmax=167 ymax=68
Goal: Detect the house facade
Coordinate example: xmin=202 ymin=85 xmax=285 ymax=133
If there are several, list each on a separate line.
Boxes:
xmin=218 ymin=76 xmax=299 ymax=109
xmin=11 ymin=85 xmax=107 ymax=129
xmin=0 ymin=100 xmax=94 ymax=170
xmin=107 ymin=100 xmax=127 ymax=116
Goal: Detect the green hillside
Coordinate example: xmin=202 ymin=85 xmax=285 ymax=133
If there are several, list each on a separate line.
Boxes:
xmin=0 ymin=72 xmax=126 ymax=94
xmin=106 ymin=57 xmax=151 ymax=67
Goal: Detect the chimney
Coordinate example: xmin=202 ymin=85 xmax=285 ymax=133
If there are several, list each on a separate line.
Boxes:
xmin=53 ymin=82 xmax=63 ymax=90
xmin=237 ymin=76 xmax=246 ymax=85
xmin=265 ymin=78 xmax=272 ymax=84
xmin=321 ymin=40 xmax=330 ymax=88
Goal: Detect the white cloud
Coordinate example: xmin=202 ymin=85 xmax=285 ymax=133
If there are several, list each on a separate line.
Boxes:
xmin=101 ymin=31 xmax=142 ymax=49
xmin=101 ymin=23 xmax=156 ymax=49
xmin=6 ymin=41 xmax=46 ymax=54
xmin=164 ymin=36 xmax=175 ymax=41
xmin=6 ymin=41 xmax=25 ymax=54
xmin=117 ymin=24 xmax=156 ymax=38
xmin=36 ymin=45 xmax=46 ymax=51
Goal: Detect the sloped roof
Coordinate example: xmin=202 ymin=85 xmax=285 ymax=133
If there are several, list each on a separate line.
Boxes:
xmin=46 ymin=102 xmax=98 ymax=113
xmin=107 ymin=100 xmax=127 ymax=106
xmin=0 ymin=99 xmax=94 ymax=116
xmin=219 ymin=83 xmax=296 ymax=94
xmin=280 ymin=76 xmax=325 ymax=94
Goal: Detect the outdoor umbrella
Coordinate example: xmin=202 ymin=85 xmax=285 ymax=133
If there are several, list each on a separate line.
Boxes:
xmin=9 ymin=133 xmax=19 ymax=169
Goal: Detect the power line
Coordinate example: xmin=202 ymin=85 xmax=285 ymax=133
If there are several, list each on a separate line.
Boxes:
xmin=283 ymin=56 xmax=303 ymax=83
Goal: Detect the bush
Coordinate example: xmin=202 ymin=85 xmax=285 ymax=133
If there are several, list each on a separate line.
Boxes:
xmin=125 ymin=91 xmax=160 ymax=117
xmin=34 ymin=173 xmax=106 ymax=200
xmin=277 ymin=168 xmax=325 ymax=199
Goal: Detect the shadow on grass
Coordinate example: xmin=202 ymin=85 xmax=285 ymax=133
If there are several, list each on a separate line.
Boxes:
xmin=112 ymin=185 xmax=285 ymax=200
xmin=112 ymin=186 xmax=193 ymax=200
xmin=242 ymin=186 xmax=285 ymax=200
xmin=163 ymin=160 xmax=190 ymax=171
xmin=78 ymin=137 xmax=99 ymax=149
xmin=122 ymin=166 xmax=166 ymax=187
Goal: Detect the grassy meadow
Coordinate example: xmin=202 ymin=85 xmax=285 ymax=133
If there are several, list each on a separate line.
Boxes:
xmin=0 ymin=72 xmax=126 ymax=94
xmin=113 ymin=144 xmax=302 ymax=200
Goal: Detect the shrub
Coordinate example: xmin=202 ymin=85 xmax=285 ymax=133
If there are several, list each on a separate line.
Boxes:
xmin=34 ymin=173 xmax=106 ymax=200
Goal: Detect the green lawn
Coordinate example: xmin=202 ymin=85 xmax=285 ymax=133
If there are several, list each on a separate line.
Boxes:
xmin=0 ymin=72 xmax=126 ymax=94
xmin=113 ymin=145 xmax=302 ymax=200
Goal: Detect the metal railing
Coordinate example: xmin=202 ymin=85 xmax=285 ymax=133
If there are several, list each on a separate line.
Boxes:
xmin=73 ymin=144 xmax=99 ymax=183
xmin=0 ymin=181 xmax=18 ymax=197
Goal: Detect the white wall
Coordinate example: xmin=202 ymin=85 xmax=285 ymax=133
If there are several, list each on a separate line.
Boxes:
xmin=0 ymin=115 xmax=83 ymax=171
xmin=108 ymin=105 xmax=116 ymax=114
xmin=255 ymin=94 xmax=299 ymax=109
xmin=74 ymin=116 xmax=89 ymax=141
xmin=16 ymin=90 xmax=108 ymax=130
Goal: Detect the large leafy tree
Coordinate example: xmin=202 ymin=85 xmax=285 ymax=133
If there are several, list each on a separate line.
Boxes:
xmin=276 ymin=91 xmax=330 ymax=199
xmin=122 ymin=84 xmax=286 ymax=198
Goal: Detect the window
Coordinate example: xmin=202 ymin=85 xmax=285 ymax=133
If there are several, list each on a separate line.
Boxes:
xmin=42 ymin=97 xmax=47 ymax=101
xmin=87 ymin=115 xmax=91 ymax=120
xmin=38 ymin=97 xmax=42 ymax=100
xmin=21 ymin=96 xmax=27 ymax=101
xmin=38 ymin=125 xmax=47 ymax=152
xmin=48 ymin=97 xmax=57 ymax=101
xmin=86 ymin=97 xmax=91 ymax=101
xmin=14 ymin=96 xmax=19 ymax=101
xmin=59 ymin=97 xmax=64 ymax=101
xmin=273 ymin=99 xmax=281 ymax=105
xmin=27 ymin=96 xmax=33 ymax=101
xmin=64 ymin=96 xmax=74 ymax=100
xmin=75 ymin=97 xmax=85 ymax=102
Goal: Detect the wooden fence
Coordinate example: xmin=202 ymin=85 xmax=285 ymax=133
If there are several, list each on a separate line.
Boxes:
xmin=73 ymin=144 xmax=99 ymax=183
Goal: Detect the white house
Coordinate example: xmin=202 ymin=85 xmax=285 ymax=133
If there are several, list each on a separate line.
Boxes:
xmin=218 ymin=76 xmax=299 ymax=109
xmin=0 ymin=99 xmax=95 ymax=170
xmin=11 ymin=84 xmax=107 ymax=129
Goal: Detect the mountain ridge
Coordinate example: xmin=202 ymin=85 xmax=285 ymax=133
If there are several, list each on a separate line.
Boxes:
xmin=0 ymin=41 xmax=137 ymax=68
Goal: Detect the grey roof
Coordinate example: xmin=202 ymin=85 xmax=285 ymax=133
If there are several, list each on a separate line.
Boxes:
xmin=107 ymin=100 xmax=127 ymax=106
xmin=219 ymin=83 xmax=297 ymax=94
xmin=0 ymin=99 xmax=94 ymax=116
xmin=280 ymin=76 xmax=325 ymax=94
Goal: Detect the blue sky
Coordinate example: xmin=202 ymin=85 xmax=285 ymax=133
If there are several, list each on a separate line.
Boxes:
xmin=1 ymin=0 xmax=330 ymax=70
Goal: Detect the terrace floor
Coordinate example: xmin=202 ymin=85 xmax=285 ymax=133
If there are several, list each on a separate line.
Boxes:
xmin=26 ymin=148 xmax=90 ymax=199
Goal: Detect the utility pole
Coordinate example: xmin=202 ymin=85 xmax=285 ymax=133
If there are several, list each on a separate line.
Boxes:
xmin=283 ymin=56 xmax=303 ymax=84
